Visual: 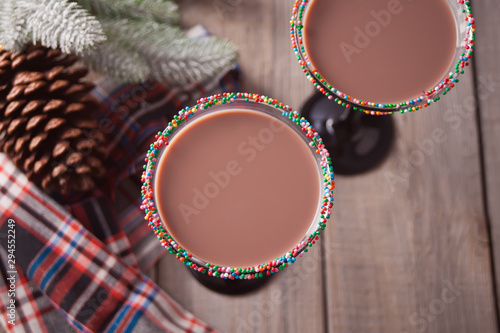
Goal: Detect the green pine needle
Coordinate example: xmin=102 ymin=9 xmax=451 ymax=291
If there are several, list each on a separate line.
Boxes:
xmin=29 ymin=0 xmax=107 ymax=54
xmin=0 ymin=1 xmax=30 ymax=52
xmin=85 ymin=19 xmax=238 ymax=85
xmin=83 ymin=41 xmax=151 ymax=82
xmin=0 ymin=0 xmax=106 ymax=54
xmin=152 ymin=36 xmax=238 ymax=86
xmin=77 ymin=0 xmax=180 ymax=24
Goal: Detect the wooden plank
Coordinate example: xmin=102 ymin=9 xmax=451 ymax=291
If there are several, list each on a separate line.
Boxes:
xmin=153 ymin=1 xmax=324 ymax=333
xmin=157 ymin=246 xmax=323 ymax=333
xmin=472 ymin=0 xmax=500 ymax=321
xmin=324 ymin=39 xmax=497 ymax=333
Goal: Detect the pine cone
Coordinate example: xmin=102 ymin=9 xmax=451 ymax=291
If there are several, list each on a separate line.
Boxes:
xmin=0 ymin=45 xmax=107 ymax=196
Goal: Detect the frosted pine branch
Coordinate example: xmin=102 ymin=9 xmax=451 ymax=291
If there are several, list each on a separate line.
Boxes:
xmin=87 ymin=19 xmax=238 ymax=85
xmin=27 ymin=0 xmax=106 ymax=54
xmin=83 ymin=42 xmax=151 ymax=82
xmin=84 ymin=20 xmax=181 ymax=82
xmin=0 ymin=1 xmax=30 ymax=52
xmin=156 ymin=36 xmax=238 ymax=86
xmin=77 ymin=0 xmax=179 ymax=24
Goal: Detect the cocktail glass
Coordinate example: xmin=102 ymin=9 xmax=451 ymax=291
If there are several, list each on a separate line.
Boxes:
xmin=141 ymin=92 xmax=334 ymax=294
xmin=291 ymin=0 xmax=475 ymax=174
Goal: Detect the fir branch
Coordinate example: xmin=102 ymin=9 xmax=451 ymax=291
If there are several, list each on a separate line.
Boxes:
xmin=155 ymin=36 xmax=238 ymax=86
xmin=27 ymin=0 xmax=106 ymax=54
xmin=0 ymin=0 xmax=105 ymax=54
xmin=0 ymin=1 xmax=30 ymax=52
xmin=86 ymin=19 xmax=238 ymax=85
xmin=76 ymin=0 xmax=179 ymax=24
xmin=83 ymin=42 xmax=151 ymax=82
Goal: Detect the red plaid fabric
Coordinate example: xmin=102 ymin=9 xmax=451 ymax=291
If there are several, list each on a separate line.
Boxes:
xmin=0 ymin=158 xmax=217 ymax=332
xmin=0 ymin=27 xmax=240 ymax=331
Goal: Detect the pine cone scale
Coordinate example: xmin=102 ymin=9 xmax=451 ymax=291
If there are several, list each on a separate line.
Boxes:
xmin=46 ymin=66 xmax=65 ymax=81
xmin=76 ymin=139 xmax=95 ymax=152
xmin=27 ymin=114 xmax=47 ymax=130
xmin=7 ymin=85 xmax=26 ymax=101
xmin=7 ymin=117 xmax=27 ymax=135
xmin=24 ymin=154 xmax=36 ymax=171
xmin=53 ymin=141 xmax=70 ymax=158
xmin=45 ymin=118 xmax=65 ymax=131
xmin=14 ymin=72 xmax=45 ymax=85
xmin=0 ymin=121 xmax=8 ymax=133
xmin=22 ymin=100 xmax=45 ymax=116
xmin=3 ymin=138 xmax=15 ymax=154
xmin=50 ymin=80 xmax=70 ymax=93
xmin=34 ymin=155 xmax=50 ymax=174
xmin=11 ymin=55 xmax=26 ymax=69
xmin=52 ymin=164 xmax=67 ymax=178
xmin=0 ymin=53 xmax=10 ymax=63
xmin=0 ymin=60 xmax=10 ymax=69
xmin=14 ymin=134 xmax=29 ymax=153
xmin=65 ymin=103 xmax=85 ymax=114
xmin=26 ymin=49 xmax=44 ymax=62
xmin=25 ymin=81 xmax=47 ymax=96
xmin=67 ymin=152 xmax=83 ymax=167
xmin=29 ymin=133 xmax=48 ymax=152
xmin=44 ymin=99 xmax=66 ymax=113
xmin=5 ymin=100 xmax=26 ymax=117
xmin=61 ymin=128 xmax=82 ymax=140
xmin=76 ymin=165 xmax=91 ymax=174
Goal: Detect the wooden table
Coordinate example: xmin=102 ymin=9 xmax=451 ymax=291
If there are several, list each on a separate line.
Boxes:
xmin=147 ymin=1 xmax=500 ymax=332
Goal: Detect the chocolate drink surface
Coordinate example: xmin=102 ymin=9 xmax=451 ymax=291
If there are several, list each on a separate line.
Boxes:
xmin=303 ymin=0 xmax=457 ymax=104
xmin=154 ymin=109 xmax=321 ymax=268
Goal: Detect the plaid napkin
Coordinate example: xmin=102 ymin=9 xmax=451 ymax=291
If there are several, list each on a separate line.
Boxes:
xmin=0 ymin=26 xmax=240 ymax=332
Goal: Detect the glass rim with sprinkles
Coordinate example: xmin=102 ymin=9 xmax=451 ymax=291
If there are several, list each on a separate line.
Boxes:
xmin=140 ymin=92 xmax=335 ymax=280
xmin=290 ymin=0 xmax=476 ymax=115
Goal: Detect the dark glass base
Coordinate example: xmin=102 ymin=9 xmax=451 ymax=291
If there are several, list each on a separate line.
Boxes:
xmin=188 ymin=268 xmax=273 ymax=295
xmin=301 ymin=93 xmax=395 ymax=175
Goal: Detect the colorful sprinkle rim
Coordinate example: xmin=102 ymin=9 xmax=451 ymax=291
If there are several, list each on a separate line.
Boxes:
xmin=291 ymin=0 xmax=476 ymax=115
xmin=140 ymin=92 xmax=335 ymax=280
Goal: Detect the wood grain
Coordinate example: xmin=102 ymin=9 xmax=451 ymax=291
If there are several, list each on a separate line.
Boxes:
xmin=472 ymin=0 xmax=500 ymax=321
xmin=322 ymin=5 xmax=497 ymax=329
xmin=150 ymin=0 xmax=500 ymax=332
xmin=325 ymin=88 xmax=497 ymax=332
